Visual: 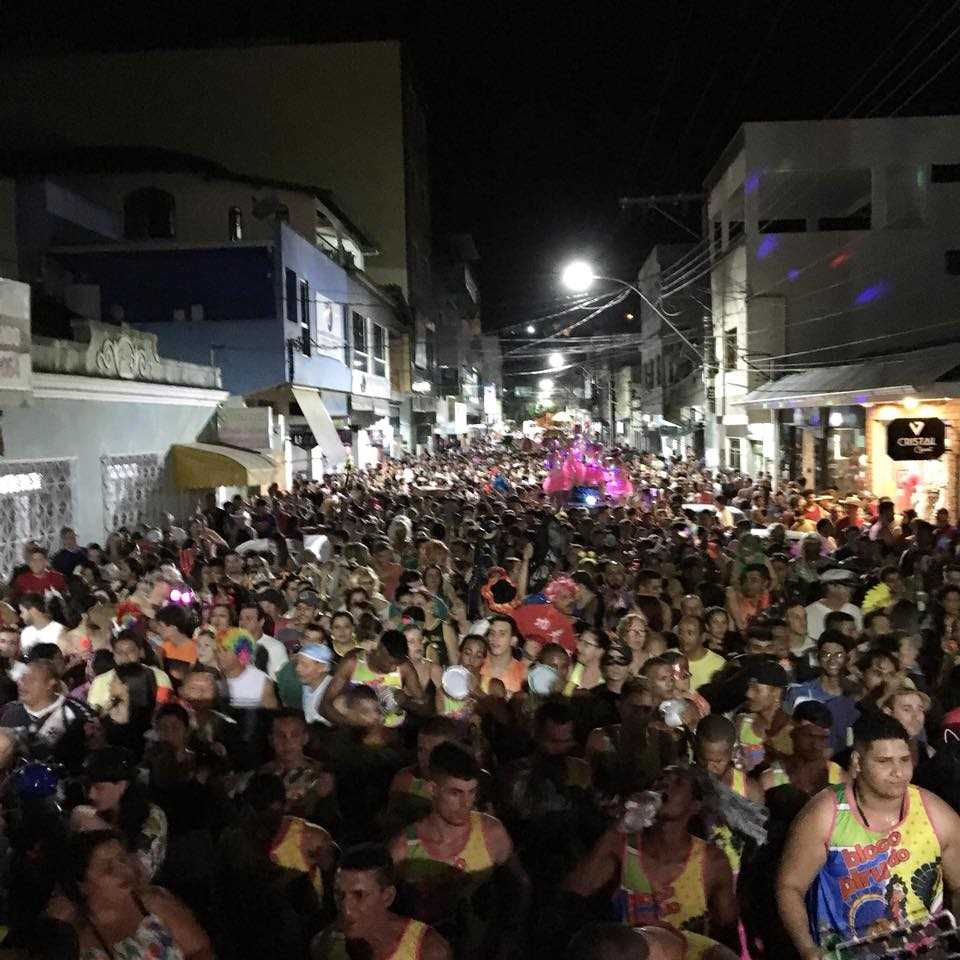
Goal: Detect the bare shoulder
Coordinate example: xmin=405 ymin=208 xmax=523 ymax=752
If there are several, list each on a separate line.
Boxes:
xmin=789 ymin=787 xmax=838 ymax=838
xmin=478 ymin=811 xmax=513 ymax=861
xmin=917 ymin=786 xmax=960 ymax=839
xmin=422 ymin=925 xmax=453 ymax=960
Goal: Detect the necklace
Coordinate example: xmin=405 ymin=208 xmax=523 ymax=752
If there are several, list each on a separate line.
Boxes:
xmin=852 ymin=779 xmax=905 ymax=831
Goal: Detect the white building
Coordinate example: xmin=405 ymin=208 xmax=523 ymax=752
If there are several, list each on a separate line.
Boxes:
xmin=704 ymin=116 xmax=960 ymax=482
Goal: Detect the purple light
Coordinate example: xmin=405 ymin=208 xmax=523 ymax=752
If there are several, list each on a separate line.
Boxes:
xmin=745 ymin=172 xmax=762 ymax=195
xmin=853 ymin=280 xmax=892 ymax=306
xmin=787 ymin=268 xmax=801 ymax=282
xmin=855 ymin=394 xmax=869 ymax=404
xmin=757 ymin=235 xmax=779 ymax=260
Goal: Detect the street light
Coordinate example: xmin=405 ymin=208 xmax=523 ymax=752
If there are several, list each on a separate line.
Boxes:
xmin=538 ymin=377 xmax=554 ymax=393
xmin=548 ymin=352 xmax=565 ymax=369
xmin=560 ymin=260 xmax=595 ymax=293
xmin=526 ymin=324 xmax=536 ymax=334
xmin=559 ymin=259 xmax=703 ymax=359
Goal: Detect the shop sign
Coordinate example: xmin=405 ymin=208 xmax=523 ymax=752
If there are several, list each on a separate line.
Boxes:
xmin=288 ymin=423 xmax=317 ymax=450
xmin=886 ymin=417 xmax=946 ymax=460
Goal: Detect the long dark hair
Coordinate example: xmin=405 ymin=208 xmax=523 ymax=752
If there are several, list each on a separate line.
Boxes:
xmin=112 ymin=662 xmax=158 ymax=730
xmin=58 ymin=829 xmax=125 ymax=907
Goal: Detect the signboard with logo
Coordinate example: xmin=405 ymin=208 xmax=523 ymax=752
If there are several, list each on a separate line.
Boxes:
xmin=0 ymin=279 xmax=32 ymax=397
xmin=287 ymin=423 xmax=317 ymax=450
xmin=886 ymin=417 xmax=946 ymax=461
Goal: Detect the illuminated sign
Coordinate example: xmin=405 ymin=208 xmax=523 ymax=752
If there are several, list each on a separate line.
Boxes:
xmin=886 ymin=417 xmax=946 ymax=460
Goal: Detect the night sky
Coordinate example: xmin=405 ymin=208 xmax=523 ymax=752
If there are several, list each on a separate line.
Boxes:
xmin=5 ymin=1 xmax=960 ymax=334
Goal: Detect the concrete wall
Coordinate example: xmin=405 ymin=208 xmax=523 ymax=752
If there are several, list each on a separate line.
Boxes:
xmin=0 ymin=42 xmax=407 ymax=289
xmin=1 ymin=388 xmax=219 ymax=543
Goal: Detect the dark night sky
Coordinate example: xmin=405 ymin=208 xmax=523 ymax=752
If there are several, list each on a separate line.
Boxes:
xmin=5 ymin=1 xmax=960 ymax=332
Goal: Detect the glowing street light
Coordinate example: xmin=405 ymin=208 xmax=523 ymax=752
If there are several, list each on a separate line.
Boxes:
xmin=560 ymin=260 xmax=595 ymax=292
xmin=538 ymin=377 xmax=554 ymax=393
xmin=548 ymin=352 xmax=565 ymax=369
xmin=526 ymin=324 xmax=536 ymax=334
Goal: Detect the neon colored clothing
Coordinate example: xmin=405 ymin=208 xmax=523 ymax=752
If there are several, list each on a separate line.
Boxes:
xmin=806 ymin=783 xmax=943 ymax=945
xmin=735 ymin=714 xmax=766 ymax=772
xmin=269 ymin=815 xmax=325 ymax=897
xmin=764 ymin=760 xmax=844 ymax=790
xmin=687 ymin=650 xmax=727 ymax=692
xmin=439 ymin=692 xmax=474 ymax=720
xmin=711 ymin=769 xmax=749 ymax=877
xmin=614 ymin=834 xmax=711 ymax=935
xmin=393 ymin=767 xmax=435 ymax=802
xmin=161 ymin=638 xmax=198 ymax=666
xmin=351 ymin=653 xmax=405 ymax=727
xmin=480 ymin=657 xmax=526 ymax=695
xmin=313 ymin=918 xmax=430 ymax=960
xmin=88 ymin=666 xmax=173 ymax=710
xmin=563 ymin=662 xmax=604 ymax=697
xmin=398 ymin=811 xmax=497 ymax=924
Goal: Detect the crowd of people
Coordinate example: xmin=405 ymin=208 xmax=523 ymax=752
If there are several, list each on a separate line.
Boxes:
xmin=1 ymin=439 xmax=960 ymax=960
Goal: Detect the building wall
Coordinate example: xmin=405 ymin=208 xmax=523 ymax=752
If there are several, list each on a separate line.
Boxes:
xmin=1 ymin=384 xmax=219 ymax=543
xmin=0 ymin=42 xmax=408 ymax=288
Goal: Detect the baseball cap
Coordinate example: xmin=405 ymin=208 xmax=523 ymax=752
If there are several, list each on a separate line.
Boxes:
xmin=748 ymin=660 xmax=789 ymax=689
xmin=298 ymin=643 xmax=333 ymax=665
xmin=792 ymin=700 xmax=833 ymax=730
xmin=296 ymin=591 xmax=321 ymax=608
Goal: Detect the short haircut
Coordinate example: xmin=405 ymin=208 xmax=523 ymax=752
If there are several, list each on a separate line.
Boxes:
xmin=418 ymin=715 xmax=459 ymax=740
xmin=238 ymin=601 xmax=264 ymax=620
xmin=695 ymin=714 xmax=736 ymax=745
xmin=271 ymin=707 xmax=307 ymax=730
xmin=428 ymin=740 xmax=480 ymax=782
xmin=488 ymin=614 xmax=519 ymax=637
xmin=824 ymin=610 xmax=856 ymax=631
xmin=27 ymin=546 xmax=47 ymax=557
xmin=793 ymin=700 xmax=833 ymax=729
xmin=817 ymin=628 xmax=852 ymax=652
xmin=156 ymin=604 xmax=190 ymax=634
xmin=565 ymin=922 xmax=649 ymax=960
xmin=534 ymin=699 xmax=575 ymax=732
xmin=338 ymin=843 xmax=396 ymax=888
xmin=155 ymin=703 xmax=190 ymax=728
xmin=852 ymin=712 xmax=910 ymax=752
xmin=19 ymin=592 xmax=45 ymax=612
xmin=740 ymin=563 xmax=770 ymax=583
xmin=863 ymin=609 xmax=890 ymax=630
xmin=331 ymin=610 xmax=355 ymax=625
xmin=112 ymin=629 xmax=143 ymax=650
xmin=380 ymin=629 xmax=409 ymax=661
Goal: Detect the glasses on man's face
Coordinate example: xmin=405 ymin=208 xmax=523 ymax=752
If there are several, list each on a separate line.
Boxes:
xmin=820 ymin=650 xmax=846 ymax=660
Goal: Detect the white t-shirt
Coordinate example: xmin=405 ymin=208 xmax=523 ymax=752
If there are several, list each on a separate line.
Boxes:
xmin=254 ymin=634 xmax=289 ymax=680
xmin=805 ymin=600 xmax=863 ymax=642
xmin=303 ymin=676 xmax=333 ymax=725
xmin=20 ymin=620 xmax=65 ymax=654
xmin=226 ymin=664 xmax=270 ymax=708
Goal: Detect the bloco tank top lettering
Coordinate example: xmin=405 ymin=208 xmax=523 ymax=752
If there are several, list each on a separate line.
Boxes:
xmin=807 ymin=783 xmax=943 ymax=945
xmin=399 ymin=811 xmax=496 ymax=922
xmin=350 ymin=653 xmax=405 ymax=727
xmin=614 ymin=835 xmax=710 ymax=935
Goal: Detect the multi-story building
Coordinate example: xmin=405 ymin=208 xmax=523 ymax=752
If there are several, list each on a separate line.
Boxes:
xmin=704 ymin=116 xmax=960 ymax=501
xmin=0 ymin=39 xmax=440 ymax=413
xmin=0 ymin=147 xmax=410 ymax=474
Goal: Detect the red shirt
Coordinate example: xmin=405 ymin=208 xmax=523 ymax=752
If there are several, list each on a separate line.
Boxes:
xmin=13 ymin=568 xmax=67 ymax=598
xmin=513 ymin=602 xmax=577 ymax=654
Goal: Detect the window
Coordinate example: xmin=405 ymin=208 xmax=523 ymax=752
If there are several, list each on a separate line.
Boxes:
xmin=372 ymin=323 xmax=386 ymax=377
xmin=352 ymin=312 xmax=368 ymax=372
xmin=724 ymin=329 xmax=738 ymax=368
xmin=285 ymin=269 xmax=297 ymax=325
xmin=728 ymin=438 xmax=742 ymax=472
xmin=229 ymin=206 xmax=243 ymax=241
xmin=932 ymin=163 xmax=960 ymax=183
xmin=946 ymin=251 xmax=960 ymax=275
xmin=123 ymin=188 xmax=175 ymax=240
xmin=299 ymin=279 xmax=311 ymax=356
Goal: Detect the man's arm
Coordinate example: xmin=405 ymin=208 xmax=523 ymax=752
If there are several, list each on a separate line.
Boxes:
xmin=776 ymin=791 xmax=834 ymax=960
xmin=421 ymin=927 xmax=453 ymax=960
xmin=320 ymin=655 xmax=359 ymax=726
xmin=705 ymin=843 xmax=738 ymax=948
xmin=563 ymin=825 xmax=622 ymax=897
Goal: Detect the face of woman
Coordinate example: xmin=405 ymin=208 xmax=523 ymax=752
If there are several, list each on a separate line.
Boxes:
xmin=208 ymin=606 xmax=232 ymax=632
xmin=424 ymin=568 xmax=442 ymax=593
xmin=83 ymin=839 xmax=138 ymax=903
xmin=196 ymin=631 xmax=217 ymax=665
xmin=620 ymin=617 xmax=646 ymax=650
xmin=459 ymin=640 xmax=486 ymax=672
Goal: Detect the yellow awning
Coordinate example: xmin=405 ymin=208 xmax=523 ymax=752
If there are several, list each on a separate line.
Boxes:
xmin=170 ymin=443 xmax=277 ymax=490
xmin=291 ymin=385 xmax=348 ymax=466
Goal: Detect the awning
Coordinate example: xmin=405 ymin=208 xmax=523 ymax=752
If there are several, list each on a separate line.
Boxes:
xmin=320 ymin=390 xmax=349 ymax=418
xmin=291 ymin=385 xmax=348 ymax=466
xmin=739 ymin=344 xmax=960 ymax=408
xmin=351 ymin=395 xmax=390 ymax=417
xmin=170 ymin=443 xmax=276 ymax=489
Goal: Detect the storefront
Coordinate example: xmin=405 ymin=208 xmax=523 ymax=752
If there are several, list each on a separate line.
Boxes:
xmin=739 ymin=344 xmax=960 ymax=518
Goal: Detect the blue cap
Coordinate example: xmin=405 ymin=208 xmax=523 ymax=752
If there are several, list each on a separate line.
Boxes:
xmin=299 ymin=643 xmax=333 ymax=664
